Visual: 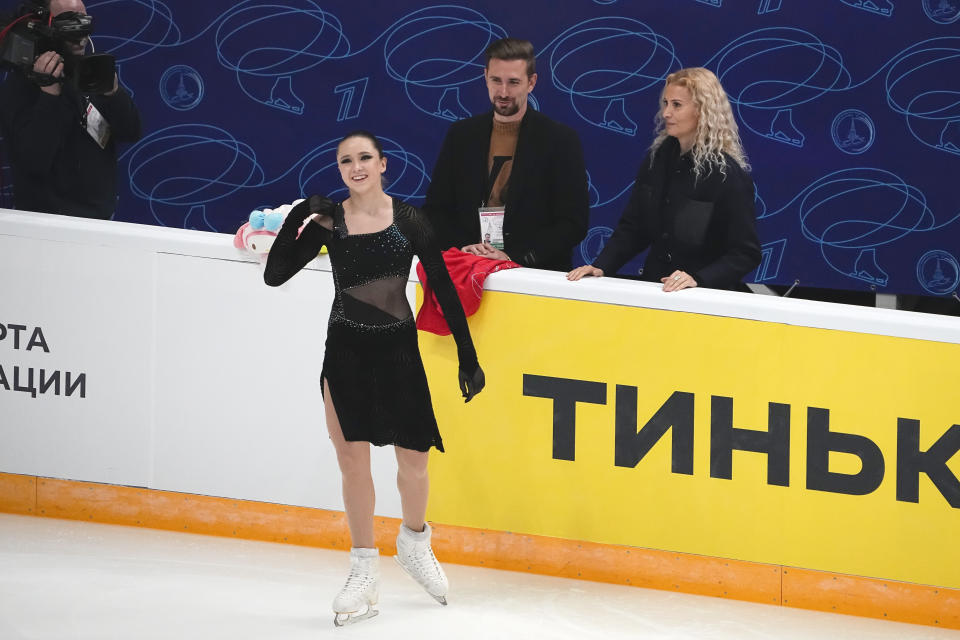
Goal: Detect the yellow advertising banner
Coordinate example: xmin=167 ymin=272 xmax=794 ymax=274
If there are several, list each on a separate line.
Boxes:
xmin=419 ymin=291 xmax=960 ymax=590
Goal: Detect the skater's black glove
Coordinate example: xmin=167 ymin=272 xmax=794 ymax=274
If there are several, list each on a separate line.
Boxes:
xmin=458 ymin=364 xmax=485 ymax=403
xmin=307 ymin=194 xmax=336 ymax=218
xmin=284 ymin=194 xmax=336 ymax=226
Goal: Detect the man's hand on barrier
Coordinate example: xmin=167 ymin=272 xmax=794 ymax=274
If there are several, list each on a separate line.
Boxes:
xmin=566 ymin=265 xmax=604 ymax=281
xmin=461 ymin=243 xmax=510 ymax=261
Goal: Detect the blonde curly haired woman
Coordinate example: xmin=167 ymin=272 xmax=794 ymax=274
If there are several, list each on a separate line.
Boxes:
xmin=568 ymin=67 xmax=761 ymax=292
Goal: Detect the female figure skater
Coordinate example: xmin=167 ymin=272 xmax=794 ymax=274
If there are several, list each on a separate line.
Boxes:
xmin=568 ymin=67 xmax=761 ymax=291
xmin=264 ymin=131 xmax=485 ymax=626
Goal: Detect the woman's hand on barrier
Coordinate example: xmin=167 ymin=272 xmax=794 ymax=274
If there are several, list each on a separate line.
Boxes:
xmin=661 ymin=270 xmax=697 ymax=292
xmin=566 ymin=265 xmax=604 ymax=281
xmin=459 ymin=365 xmax=485 ymax=403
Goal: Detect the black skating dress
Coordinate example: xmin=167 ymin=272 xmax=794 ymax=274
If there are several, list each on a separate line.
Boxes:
xmin=263 ymin=195 xmax=478 ymax=452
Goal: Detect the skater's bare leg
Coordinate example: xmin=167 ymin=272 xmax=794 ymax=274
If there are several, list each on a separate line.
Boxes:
xmin=325 ymin=379 xmax=375 ymax=548
xmin=395 ymin=446 xmax=429 ymax=533
xmin=325 ymin=380 xmax=380 ymax=626
xmin=393 ymin=447 xmax=448 ymax=605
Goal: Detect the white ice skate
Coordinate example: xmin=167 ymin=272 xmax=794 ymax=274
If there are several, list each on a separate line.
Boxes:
xmin=333 ymin=547 xmax=380 ymax=627
xmin=394 ymin=523 xmax=449 ymax=605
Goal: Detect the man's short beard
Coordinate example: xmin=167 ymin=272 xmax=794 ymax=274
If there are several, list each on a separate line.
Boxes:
xmin=493 ymin=100 xmax=519 ymax=117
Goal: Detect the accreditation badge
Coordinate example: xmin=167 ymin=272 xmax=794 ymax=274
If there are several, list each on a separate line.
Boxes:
xmin=84 ymin=102 xmax=111 ymax=149
xmin=478 ymin=206 xmax=505 ymax=250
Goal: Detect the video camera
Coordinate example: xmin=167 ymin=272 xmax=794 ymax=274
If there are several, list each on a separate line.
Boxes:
xmin=0 ymin=2 xmax=116 ymax=94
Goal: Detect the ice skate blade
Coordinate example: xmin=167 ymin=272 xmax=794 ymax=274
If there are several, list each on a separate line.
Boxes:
xmin=394 ymin=555 xmax=448 ymax=605
xmin=333 ymin=608 xmax=379 ymax=627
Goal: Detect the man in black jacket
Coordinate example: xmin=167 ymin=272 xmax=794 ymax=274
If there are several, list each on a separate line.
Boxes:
xmin=423 ymin=38 xmax=589 ymax=271
xmin=0 ymin=0 xmax=141 ymax=219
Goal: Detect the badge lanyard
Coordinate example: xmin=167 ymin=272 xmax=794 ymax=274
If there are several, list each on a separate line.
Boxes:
xmin=80 ymin=96 xmax=111 ymax=149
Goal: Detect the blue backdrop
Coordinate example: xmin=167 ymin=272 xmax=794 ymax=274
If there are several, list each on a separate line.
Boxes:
xmin=4 ymin=0 xmax=959 ymax=296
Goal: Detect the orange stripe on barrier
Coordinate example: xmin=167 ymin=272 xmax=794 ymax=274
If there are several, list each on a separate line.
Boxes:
xmin=34 ymin=477 xmax=354 ymax=548
xmin=1 ymin=472 xmax=957 ymax=630
xmin=31 ymin=476 xmax=410 ymax=554
xmin=432 ymin=526 xmax=781 ymax=604
xmin=782 ymin=567 xmax=960 ymax=629
xmin=0 ymin=472 xmax=36 ymax=515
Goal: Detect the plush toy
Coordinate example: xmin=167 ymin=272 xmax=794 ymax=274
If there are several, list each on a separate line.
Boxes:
xmin=235 ymin=198 xmax=332 ymax=261
xmin=234 ymin=200 xmax=299 ymax=256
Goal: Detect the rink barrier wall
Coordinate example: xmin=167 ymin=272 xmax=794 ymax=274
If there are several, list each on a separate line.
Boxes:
xmin=4 ymin=212 xmax=959 ymax=631
xmin=1 ymin=472 xmax=958 ymax=630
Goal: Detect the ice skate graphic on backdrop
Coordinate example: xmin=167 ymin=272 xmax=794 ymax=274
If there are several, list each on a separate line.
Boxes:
xmin=851 ymin=248 xmax=888 ymax=286
xmin=601 ymin=98 xmax=637 ymax=136
xmin=767 ymin=109 xmax=805 ymax=147
xmin=333 ymin=548 xmax=380 ymax=627
xmin=939 ymin=119 xmax=960 ymax=155
xmin=395 ymin=523 xmax=449 ymax=605
xmin=435 ymin=87 xmax=471 ymax=122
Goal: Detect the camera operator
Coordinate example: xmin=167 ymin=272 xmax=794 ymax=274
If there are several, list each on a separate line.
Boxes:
xmin=0 ymin=0 xmax=141 ymax=219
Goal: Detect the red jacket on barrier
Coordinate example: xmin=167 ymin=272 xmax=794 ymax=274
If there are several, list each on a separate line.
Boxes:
xmin=416 ymin=248 xmax=520 ymax=335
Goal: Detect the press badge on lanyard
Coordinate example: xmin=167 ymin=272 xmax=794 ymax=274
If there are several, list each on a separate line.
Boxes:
xmin=83 ymin=101 xmax=111 ymax=149
xmin=478 ymin=206 xmax=505 ymax=250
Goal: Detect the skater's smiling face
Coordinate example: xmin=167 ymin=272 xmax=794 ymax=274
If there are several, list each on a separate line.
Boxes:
xmin=337 ymin=135 xmax=386 ymax=194
xmin=661 ymin=83 xmax=700 ymax=153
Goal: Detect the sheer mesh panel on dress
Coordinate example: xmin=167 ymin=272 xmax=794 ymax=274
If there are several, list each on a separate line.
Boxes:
xmin=341 ymin=275 xmax=412 ymax=325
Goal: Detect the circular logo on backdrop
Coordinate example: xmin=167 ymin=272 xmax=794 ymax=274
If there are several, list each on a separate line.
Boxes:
xmin=160 ymin=65 xmax=204 ymax=111
xmin=580 ymin=226 xmax=613 ymax=265
xmin=916 ymin=250 xmax=960 ymax=295
xmin=831 ymin=109 xmax=875 ymax=155
xmin=922 ymin=0 xmax=960 ymax=24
